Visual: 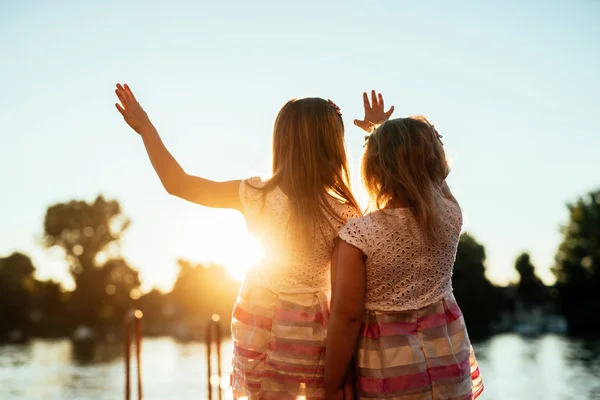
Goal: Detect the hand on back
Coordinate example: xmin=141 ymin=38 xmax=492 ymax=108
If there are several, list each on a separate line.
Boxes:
xmin=115 ymin=83 xmax=153 ymax=135
xmin=354 ymin=90 xmax=394 ymax=133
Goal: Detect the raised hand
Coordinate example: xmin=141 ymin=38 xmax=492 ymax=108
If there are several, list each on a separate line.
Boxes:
xmin=115 ymin=83 xmax=153 ymax=135
xmin=353 ymin=90 xmax=394 ymax=133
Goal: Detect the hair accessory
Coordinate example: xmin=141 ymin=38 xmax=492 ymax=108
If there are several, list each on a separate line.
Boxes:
xmin=363 ymin=122 xmax=381 ymax=148
xmin=431 ymin=125 xmax=443 ymax=143
xmin=363 ymin=135 xmax=370 ymax=148
xmin=327 ymin=99 xmax=342 ymax=117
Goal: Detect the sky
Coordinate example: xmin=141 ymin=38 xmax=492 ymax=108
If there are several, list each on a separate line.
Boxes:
xmin=1 ymin=0 xmax=599 ymax=292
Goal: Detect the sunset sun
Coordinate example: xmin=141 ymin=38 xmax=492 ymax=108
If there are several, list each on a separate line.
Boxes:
xmin=176 ymin=210 xmax=265 ymax=284
xmin=221 ymin=234 xmax=265 ymax=281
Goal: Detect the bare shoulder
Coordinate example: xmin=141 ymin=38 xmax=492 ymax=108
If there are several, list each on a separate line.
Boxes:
xmin=339 ymin=238 xmax=365 ymax=257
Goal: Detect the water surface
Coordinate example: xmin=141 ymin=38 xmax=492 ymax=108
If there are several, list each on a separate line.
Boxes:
xmin=1 ymin=334 xmax=599 ymax=399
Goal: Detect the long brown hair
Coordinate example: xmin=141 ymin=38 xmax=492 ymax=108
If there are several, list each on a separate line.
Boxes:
xmin=255 ymin=97 xmax=360 ymax=248
xmin=362 ymin=116 xmax=449 ymax=240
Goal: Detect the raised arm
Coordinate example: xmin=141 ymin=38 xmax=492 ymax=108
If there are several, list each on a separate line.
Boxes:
xmin=115 ymin=83 xmax=241 ymax=211
xmin=330 ymin=239 xmax=358 ymax=400
xmin=353 ymin=90 xmax=394 ymax=133
xmin=325 ymin=241 xmax=365 ymax=399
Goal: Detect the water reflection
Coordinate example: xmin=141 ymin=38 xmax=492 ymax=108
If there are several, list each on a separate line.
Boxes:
xmin=473 ymin=334 xmax=600 ymax=400
xmin=0 ymin=334 xmax=599 ymax=399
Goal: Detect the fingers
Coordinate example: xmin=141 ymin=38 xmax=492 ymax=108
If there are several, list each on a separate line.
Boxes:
xmin=115 ymin=83 xmax=137 ymax=109
xmin=115 ymin=103 xmax=126 ymax=116
xmin=124 ymin=83 xmax=138 ymax=103
xmin=117 ymin=83 xmax=131 ymax=103
xmin=371 ymin=90 xmax=378 ymax=109
xmin=354 ymin=119 xmax=367 ymax=128
xmin=362 ymin=92 xmax=370 ymax=110
xmin=116 ymin=83 xmax=126 ymax=98
xmin=385 ymin=105 xmax=395 ymax=118
xmin=115 ymin=87 xmax=129 ymax=110
xmin=354 ymin=119 xmax=371 ymax=132
xmin=378 ymin=93 xmax=384 ymax=110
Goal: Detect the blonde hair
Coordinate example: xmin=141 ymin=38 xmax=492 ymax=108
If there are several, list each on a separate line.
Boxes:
xmin=254 ymin=97 xmax=360 ymax=248
xmin=362 ymin=116 xmax=449 ymax=240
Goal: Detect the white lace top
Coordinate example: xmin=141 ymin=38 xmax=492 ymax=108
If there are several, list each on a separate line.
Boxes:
xmin=240 ymin=177 xmax=360 ymax=293
xmin=338 ymin=200 xmax=462 ymax=311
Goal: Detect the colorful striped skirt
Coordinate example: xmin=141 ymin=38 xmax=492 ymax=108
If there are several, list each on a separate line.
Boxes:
xmin=356 ymin=293 xmax=484 ymax=399
xmin=230 ymin=281 xmax=329 ymax=399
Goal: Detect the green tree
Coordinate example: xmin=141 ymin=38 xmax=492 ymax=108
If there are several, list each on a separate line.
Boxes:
xmin=553 ymin=189 xmax=600 ymax=334
xmin=452 ymin=233 xmax=506 ymax=338
xmin=515 ymin=252 xmax=546 ymax=306
xmin=170 ymin=259 xmax=240 ymax=336
xmin=0 ymin=252 xmax=36 ymax=339
xmin=75 ymin=257 xmax=140 ymax=328
xmin=42 ymin=196 xmax=140 ymax=331
xmin=29 ymin=279 xmax=68 ymax=337
xmin=0 ymin=252 xmax=71 ymax=340
xmin=137 ymin=288 xmax=170 ymax=336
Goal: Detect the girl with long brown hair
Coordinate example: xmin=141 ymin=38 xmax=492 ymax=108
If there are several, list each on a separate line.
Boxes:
xmin=325 ymin=92 xmax=484 ymax=400
xmin=114 ymin=84 xmax=360 ymax=399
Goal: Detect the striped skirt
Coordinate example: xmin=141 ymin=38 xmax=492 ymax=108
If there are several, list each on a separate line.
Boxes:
xmin=356 ymin=293 xmax=484 ymax=399
xmin=230 ymin=281 xmax=329 ymax=399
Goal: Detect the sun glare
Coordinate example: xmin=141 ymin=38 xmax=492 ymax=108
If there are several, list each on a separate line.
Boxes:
xmin=223 ymin=235 xmax=265 ymax=281
xmin=176 ymin=210 xmax=265 ymax=284
xmin=170 ymin=209 xmax=264 ymax=281
xmin=192 ymin=231 xmax=264 ymax=282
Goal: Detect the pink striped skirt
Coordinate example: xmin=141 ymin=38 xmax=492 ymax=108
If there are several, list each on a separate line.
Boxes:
xmin=355 ymin=293 xmax=484 ymax=399
xmin=230 ymin=281 xmax=329 ymax=399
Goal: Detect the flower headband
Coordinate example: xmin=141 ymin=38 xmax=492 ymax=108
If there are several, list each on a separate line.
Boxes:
xmin=430 ymin=125 xmax=443 ymax=140
xmin=327 ymin=99 xmax=342 ymax=117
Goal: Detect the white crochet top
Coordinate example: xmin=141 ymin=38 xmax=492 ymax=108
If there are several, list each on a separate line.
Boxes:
xmin=338 ymin=200 xmax=462 ymax=311
xmin=240 ymin=177 xmax=360 ymax=293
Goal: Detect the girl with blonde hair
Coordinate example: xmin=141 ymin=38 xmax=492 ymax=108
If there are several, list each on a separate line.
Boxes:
xmin=325 ymin=92 xmax=484 ymax=400
xmin=114 ymin=84 xmax=360 ymax=399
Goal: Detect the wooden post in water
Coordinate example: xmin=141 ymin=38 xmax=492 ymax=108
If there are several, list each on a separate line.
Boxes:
xmin=125 ymin=318 xmax=131 ymax=400
xmin=124 ymin=310 xmax=143 ymax=400
xmin=206 ymin=321 xmax=212 ymax=400
xmin=135 ymin=314 xmax=143 ymax=400
xmin=206 ymin=314 xmax=223 ymax=400
xmin=216 ymin=320 xmax=222 ymax=400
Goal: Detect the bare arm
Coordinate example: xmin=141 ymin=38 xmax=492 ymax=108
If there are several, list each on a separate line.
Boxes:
xmin=330 ymin=240 xmax=358 ymax=400
xmin=325 ymin=241 xmax=365 ymax=397
xmin=138 ymin=126 xmax=241 ymax=209
xmin=115 ymin=83 xmax=242 ymax=211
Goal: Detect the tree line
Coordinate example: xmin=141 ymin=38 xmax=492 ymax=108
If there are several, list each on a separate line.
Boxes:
xmin=1 ymin=189 xmax=599 ymax=343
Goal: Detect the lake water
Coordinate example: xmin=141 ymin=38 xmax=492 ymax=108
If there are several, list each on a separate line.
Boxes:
xmin=1 ymin=334 xmax=600 ymax=400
